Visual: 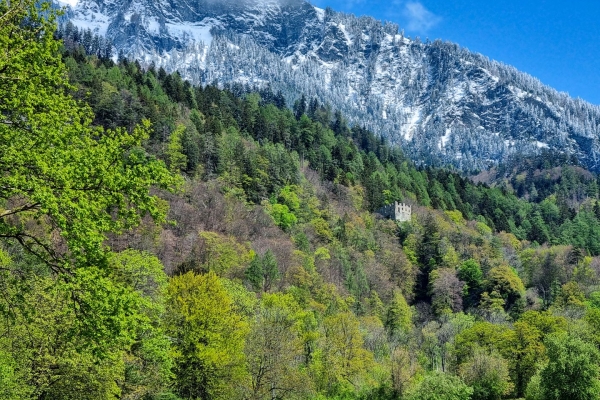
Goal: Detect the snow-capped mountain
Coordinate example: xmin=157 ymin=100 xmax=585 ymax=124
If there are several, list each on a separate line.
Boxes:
xmin=59 ymin=0 xmax=600 ymax=171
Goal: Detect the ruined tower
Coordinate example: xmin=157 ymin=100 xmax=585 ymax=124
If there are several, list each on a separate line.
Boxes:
xmin=376 ymin=201 xmax=411 ymax=222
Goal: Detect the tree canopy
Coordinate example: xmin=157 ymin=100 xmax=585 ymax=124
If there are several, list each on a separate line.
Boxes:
xmin=0 ymin=0 xmax=178 ymax=274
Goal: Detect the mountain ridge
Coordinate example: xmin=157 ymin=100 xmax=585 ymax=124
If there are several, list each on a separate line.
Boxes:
xmin=58 ymin=0 xmax=600 ymax=172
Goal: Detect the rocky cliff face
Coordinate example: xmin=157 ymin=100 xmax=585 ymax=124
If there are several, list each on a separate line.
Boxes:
xmin=59 ymin=0 xmax=600 ymax=171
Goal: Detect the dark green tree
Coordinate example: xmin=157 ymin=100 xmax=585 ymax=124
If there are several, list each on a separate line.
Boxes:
xmin=245 ymin=250 xmax=280 ymax=292
xmin=458 ymin=259 xmax=484 ymax=308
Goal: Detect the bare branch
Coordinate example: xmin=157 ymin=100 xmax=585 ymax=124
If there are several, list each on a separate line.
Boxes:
xmin=0 ymin=202 xmax=40 ymax=218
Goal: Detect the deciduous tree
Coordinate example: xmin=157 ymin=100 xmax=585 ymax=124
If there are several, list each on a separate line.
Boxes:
xmin=166 ymin=272 xmax=249 ymax=399
xmin=539 ymin=333 xmax=600 ymax=400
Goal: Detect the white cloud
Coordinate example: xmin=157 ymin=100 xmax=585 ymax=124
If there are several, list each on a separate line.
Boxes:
xmin=402 ymin=1 xmax=441 ymax=33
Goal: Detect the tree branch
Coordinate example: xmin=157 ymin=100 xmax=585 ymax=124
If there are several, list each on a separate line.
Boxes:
xmin=0 ymin=202 xmax=40 ymax=219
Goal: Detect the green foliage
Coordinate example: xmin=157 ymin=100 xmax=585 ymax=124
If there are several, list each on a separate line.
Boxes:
xmin=166 ymin=272 xmax=249 ymax=399
xmin=108 ymin=250 xmax=173 ymax=398
xmin=454 ymin=322 xmax=509 ymax=366
xmin=500 ymin=321 xmax=545 ymax=397
xmin=555 ymin=281 xmax=586 ymax=308
xmin=0 ymin=273 xmax=129 ymax=398
xmin=525 ymin=370 xmax=543 ymax=400
xmin=518 ymin=311 xmax=567 ymax=337
xmin=278 ymin=185 xmax=301 ymax=211
xmin=244 ymin=293 xmax=313 ymax=399
xmin=245 ymin=250 xmax=280 ymax=292
xmin=485 ymin=266 xmax=525 ymax=317
xmin=458 ymin=259 xmax=483 ymax=309
xmin=458 ymin=259 xmax=483 ymax=293
xmin=268 ymin=203 xmax=298 ymax=231
xmin=0 ymin=12 xmax=180 ymax=394
xmin=166 ymin=124 xmax=188 ymax=172
xmin=385 ymin=290 xmax=413 ymax=338
xmin=407 ymin=371 xmax=473 ymax=400
xmin=311 ymin=217 xmax=334 ymax=242
xmin=459 ymin=349 xmax=513 ymax=400
xmin=390 ymin=345 xmax=421 ymax=398
xmin=539 ymin=333 xmax=600 ymax=400
xmin=0 ymin=0 xmax=178 ymax=273
xmin=194 ymin=231 xmax=255 ymax=276
xmin=9 ymin=5 xmax=600 ymax=397
xmin=316 ymin=312 xmax=374 ymax=395
xmin=0 ymin=349 xmax=32 ymax=399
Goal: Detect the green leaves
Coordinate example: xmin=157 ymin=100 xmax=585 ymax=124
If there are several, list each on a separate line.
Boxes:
xmin=459 ymin=349 xmax=513 ymax=400
xmin=166 ymin=272 xmax=249 ymax=399
xmin=407 ymin=372 xmax=473 ymax=400
xmin=484 ymin=266 xmax=526 ymax=317
xmin=385 ymin=289 xmax=412 ymax=338
xmin=266 ymin=203 xmax=296 ymax=231
xmin=0 ymin=3 xmax=181 ymax=396
xmin=0 ymin=0 xmax=179 ymax=273
xmin=166 ymin=124 xmax=188 ymax=173
xmin=245 ymin=250 xmax=280 ymax=293
xmin=539 ymin=333 xmax=600 ymax=400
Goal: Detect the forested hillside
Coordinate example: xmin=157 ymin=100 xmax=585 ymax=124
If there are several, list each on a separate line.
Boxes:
xmin=3 ymin=2 xmax=600 ymax=400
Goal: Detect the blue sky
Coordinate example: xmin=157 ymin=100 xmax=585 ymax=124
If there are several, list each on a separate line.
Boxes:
xmin=310 ymin=0 xmax=600 ymax=105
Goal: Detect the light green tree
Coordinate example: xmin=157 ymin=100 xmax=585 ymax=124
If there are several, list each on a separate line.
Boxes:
xmin=316 ymin=312 xmax=374 ymax=394
xmin=244 ymin=293 xmax=313 ymax=399
xmin=0 ymin=272 xmax=131 ymax=398
xmin=267 ymin=203 xmax=298 ymax=231
xmin=0 ymin=0 xmax=178 ymax=272
xmin=108 ymin=250 xmax=173 ymax=399
xmin=458 ymin=259 xmax=483 ymax=308
xmin=539 ymin=333 xmax=600 ymax=400
xmin=407 ymin=371 xmax=473 ymax=400
xmin=485 ymin=266 xmax=526 ymax=317
xmin=385 ymin=289 xmax=413 ymax=338
xmin=166 ymin=272 xmax=249 ymax=399
xmin=499 ymin=321 xmax=545 ymax=397
xmin=0 ymin=3 xmax=179 ymax=396
xmin=166 ymin=124 xmax=188 ymax=172
xmin=459 ymin=348 xmax=513 ymax=400
xmin=195 ymin=231 xmax=254 ymax=277
xmin=0 ymin=248 xmax=179 ymax=398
